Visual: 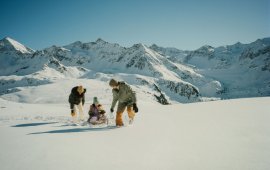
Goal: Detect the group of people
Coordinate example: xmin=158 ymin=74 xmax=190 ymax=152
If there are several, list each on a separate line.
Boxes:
xmin=68 ymin=79 xmax=139 ymax=127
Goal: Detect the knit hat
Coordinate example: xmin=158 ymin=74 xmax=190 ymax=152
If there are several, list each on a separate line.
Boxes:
xmin=93 ymin=97 xmax=99 ymax=105
xmin=109 ymin=79 xmax=118 ymax=87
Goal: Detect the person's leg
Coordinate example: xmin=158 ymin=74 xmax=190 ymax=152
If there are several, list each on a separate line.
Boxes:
xmin=72 ymin=105 xmax=78 ymax=123
xmin=89 ymin=116 xmax=98 ymax=124
xmin=127 ymin=105 xmax=135 ymax=124
xmin=78 ymin=102 xmax=84 ymax=121
xmin=116 ymin=103 xmax=126 ymax=126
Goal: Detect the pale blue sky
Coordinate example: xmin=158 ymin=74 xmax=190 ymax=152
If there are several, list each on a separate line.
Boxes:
xmin=1 ymin=0 xmax=269 ymax=50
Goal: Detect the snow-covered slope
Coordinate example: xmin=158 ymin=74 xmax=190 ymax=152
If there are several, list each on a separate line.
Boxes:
xmin=0 ymin=95 xmax=269 ymax=170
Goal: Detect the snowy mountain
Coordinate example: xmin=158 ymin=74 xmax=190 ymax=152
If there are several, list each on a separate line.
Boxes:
xmin=0 ymin=37 xmax=269 ymax=104
xmin=182 ymin=38 xmax=270 ymax=98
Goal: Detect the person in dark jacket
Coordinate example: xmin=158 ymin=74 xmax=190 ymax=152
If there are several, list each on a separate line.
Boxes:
xmin=68 ymin=85 xmax=86 ymax=123
xmin=109 ymin=79 xmax=138 ymax=126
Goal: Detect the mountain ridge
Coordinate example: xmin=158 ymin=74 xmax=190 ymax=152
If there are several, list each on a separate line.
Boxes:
xmin=0 ymin=37 xmax=269 ymax=104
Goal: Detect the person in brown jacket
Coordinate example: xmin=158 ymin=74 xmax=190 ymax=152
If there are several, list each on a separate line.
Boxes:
xmin=109 ymin=79 xmax=138 ymax=127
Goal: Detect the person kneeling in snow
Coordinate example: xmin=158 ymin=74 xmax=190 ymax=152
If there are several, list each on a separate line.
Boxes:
xmin=68 ymin=85 xmax=86 ymax=123
xmin=87 ymin=97 xmax=107 ymax=125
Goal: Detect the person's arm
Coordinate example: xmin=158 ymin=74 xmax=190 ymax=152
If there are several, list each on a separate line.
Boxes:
xmin=68 ymin=93 xmax=75 ymax=111
xmin=70 ymin=103 xmax=74 ymax=110
xmin=110 ymin=90 xmax=119 ymax=112
xmin=82 ymin=96 xmax=85 ymax=106
xmin=88 ymin=105 xmax=92 ymax=116
xmin=82 ymin=89 xmax=86 ymax=105
xmin=131 ymin=90 xmax=137 ymax=104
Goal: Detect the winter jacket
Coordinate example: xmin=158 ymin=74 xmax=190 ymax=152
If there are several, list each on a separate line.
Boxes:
xmin=68 ymin=86 xmax=86 ymax=110
xmin=88 ymin=104 xmax=106 ymax=119
xmin=111 ymin=82 xmax=137 ymax=110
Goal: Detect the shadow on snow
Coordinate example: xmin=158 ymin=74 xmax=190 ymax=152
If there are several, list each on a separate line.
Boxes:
xmin=12 ymin=122 xmax=58 ymax=127
xmin=28 ymin=126 xmax=117 ymax=135
xmin=11 ymin=121 xmax=117 ymax=134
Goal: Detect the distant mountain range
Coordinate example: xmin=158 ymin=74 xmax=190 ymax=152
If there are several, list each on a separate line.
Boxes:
xmin=0 ymin=36 xmax=269 ymax=104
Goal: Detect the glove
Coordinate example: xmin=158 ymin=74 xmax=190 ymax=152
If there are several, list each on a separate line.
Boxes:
xmin=110 ymin=108 xmax=114 ymax=113
xmin=71 ymin=110 xmax=75 ymax=117
xmin=133 ymin=103 xmax=138 ymax=113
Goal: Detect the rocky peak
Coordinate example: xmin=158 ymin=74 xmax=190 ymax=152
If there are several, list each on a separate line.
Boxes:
xmin=0 ymin=37 xmax=34 ymax=54
xmin=197 ymin=45 xmax=215 ymax=53
xmin=65 ymin=41 xmax=83 ymax=49
xmin=95 ymin=38 xmax=108 ymax=44
xmin=130 ymin=43 xmax=147 ymax=52
xmin=249 ymin=38 xmax=270 ymax=49
xmin=149 ymin=44 xmax=160 ymax=50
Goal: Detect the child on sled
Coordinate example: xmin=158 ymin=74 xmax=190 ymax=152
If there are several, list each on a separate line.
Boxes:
xmin=87 ymin=97 xmax=107 ymax=125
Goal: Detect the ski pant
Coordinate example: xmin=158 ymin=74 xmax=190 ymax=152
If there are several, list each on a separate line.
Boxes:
xmin=116 ymin=102 xmax=135 ymax=126
xmin=72 ymin=102 xmax=84 ymax=122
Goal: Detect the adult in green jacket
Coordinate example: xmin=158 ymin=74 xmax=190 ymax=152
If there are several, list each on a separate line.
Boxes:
xmin=109 ymin=79 xmax=138 ymax=126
